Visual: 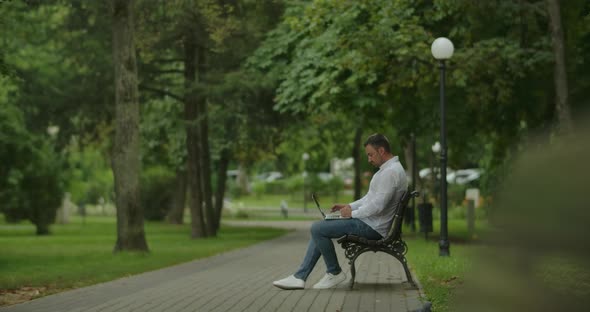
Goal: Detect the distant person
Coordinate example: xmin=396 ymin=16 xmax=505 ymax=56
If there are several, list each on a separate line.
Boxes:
xmin=280 ymin=200 xmax=288 ymax=219
xmin=273 ymin=133 xmax=408 ymax=289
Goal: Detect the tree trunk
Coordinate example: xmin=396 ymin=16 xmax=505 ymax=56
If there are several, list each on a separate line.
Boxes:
xmin=167 ymin=169 xmax=186 ymax=224
xmin=111 ymin=0 xmax=148 ymax=253
xmin=547 ymin=0 xmax=574 ymax=135
xmin=184 ymin=32 xmax=207 ymax=238
xmin=196 ymin=47 xmax=216 ymax=237
xmin=213 ymin=146 xmax=230 ymax=232
xmin=352 ymin=126 xmax=362 ymax=200
xmin=34 ymin=221 xmax=50 ymax=235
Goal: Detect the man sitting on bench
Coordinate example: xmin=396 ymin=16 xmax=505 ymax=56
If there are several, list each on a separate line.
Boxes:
xmin=273 ymin=133 xmax=408 ymax=290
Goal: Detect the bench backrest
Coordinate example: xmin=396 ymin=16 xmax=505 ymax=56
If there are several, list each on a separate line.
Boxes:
xmin=382 ymin=190 xmax=419 ymax=243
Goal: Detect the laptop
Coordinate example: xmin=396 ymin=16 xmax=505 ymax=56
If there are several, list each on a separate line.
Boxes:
xmin=312 ymin=193 xmax=351 ymax=220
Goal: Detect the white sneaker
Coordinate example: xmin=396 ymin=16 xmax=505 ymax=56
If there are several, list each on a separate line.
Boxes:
xmin=312 ymin=272 xmax=347 ymax=289
xmin=273 ymin=275 xmax=305 ymax=290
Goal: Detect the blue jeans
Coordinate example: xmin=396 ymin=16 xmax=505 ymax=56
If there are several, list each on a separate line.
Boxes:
xmin=293 ymin=219 xmax=382 ymax=280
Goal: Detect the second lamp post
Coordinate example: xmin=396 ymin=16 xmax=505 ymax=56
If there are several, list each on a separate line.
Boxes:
xmin=431 ymin=37 xmax=454 ymax=257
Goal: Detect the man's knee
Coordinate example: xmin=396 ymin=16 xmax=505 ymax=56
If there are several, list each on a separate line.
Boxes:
xmin=310 ymin=221 xmax=324 ymax=237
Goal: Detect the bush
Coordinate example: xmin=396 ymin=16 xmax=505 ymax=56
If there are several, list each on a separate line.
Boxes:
xmin=1 ymin=141 xmax=65 ymax=235
xmin=0 ymin=77 xmax=65 ymax=234
xmin=307 ymin=174 xmax=326 ymax=194
xmin=235 ymin=209 xmax=249 ymax=219
xmin=326 ymin=176 xmax=345 ymax=201
xmin=265 ymin=179 xmax=288 ymax=194
xmin=226 ymin=178 xmax=243 ymax=199
xmin=251 ymin=180 xmax=266 ymax=199
xmin=66 ymin=146 xmax=114 ymax=207
xmin=140 ymin=166 xmax=176 ymax=221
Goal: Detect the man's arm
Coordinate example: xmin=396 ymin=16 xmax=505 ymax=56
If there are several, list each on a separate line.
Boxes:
xmin=349 ymin=194 xmax=367 ymax=211
xmin=330 ymin=194 xmax=367 ymax=212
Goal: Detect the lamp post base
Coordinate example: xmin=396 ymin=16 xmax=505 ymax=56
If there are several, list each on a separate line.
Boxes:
xmin=439 ymin=239 xmax=450 ymax=257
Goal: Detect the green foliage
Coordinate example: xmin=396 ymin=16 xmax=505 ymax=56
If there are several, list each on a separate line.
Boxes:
xmin=326 ymin=176 xmax=345 ymax=202
xmin=0 ymin=1 xmax=114 ymax=144
xmin=250 ymin=180 xmax=266 ymax=199
xmin=1 ymin=139 xmax=65 ymax=235
xmin=285 ymin=175 xmax=304 ymax=197
xmin=0 ymin=74 xmax=65 ymax=235
xmin=0 ymin=1 xmax=115 ymax=234
xmin=226 ymin=178 xmax=245 ymax=199
xmin=263 ymin=179 xmax=289 ymax=194
xmin=234 ymin=210 xmax=250 ymax=219
xmin=250 ymin=0 xmax=434 ymax=117
xmin=140 ymin=98 xmax=186 ymax=170
xmin=66 ymin=145 xmax=113 ymax=206
xmin=140 ymin=166 xmax=176 ymax=221
xmin=307 ymin=174 xmax=324 ymax=194
xmin=247 ymin=173 xmax=344 ymax=204
xmin=248 ymin=0 xmax=590 ymax=199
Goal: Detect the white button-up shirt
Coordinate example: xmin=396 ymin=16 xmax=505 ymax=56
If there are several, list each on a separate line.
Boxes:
xmin=349 ymin=156 xmax=408 ymax=237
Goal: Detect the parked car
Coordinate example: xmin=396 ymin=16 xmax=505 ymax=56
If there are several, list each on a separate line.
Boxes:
xmin=255 ymin=171 xmax=284 ymax=182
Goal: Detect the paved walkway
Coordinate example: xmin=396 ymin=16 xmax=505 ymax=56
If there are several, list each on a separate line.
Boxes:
xmin=1 ymin=221 xmax=428 ymax=312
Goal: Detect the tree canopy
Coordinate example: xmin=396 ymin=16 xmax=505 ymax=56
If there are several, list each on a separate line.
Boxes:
xmin=1 ymin=0 xmax=589 ymax=236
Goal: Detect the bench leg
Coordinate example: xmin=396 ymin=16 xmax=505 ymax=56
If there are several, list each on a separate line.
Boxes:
xmin=349 ymin=258 xmax=356 ymax=290
xmin=399 ymin=257 xmax=416 ymax=288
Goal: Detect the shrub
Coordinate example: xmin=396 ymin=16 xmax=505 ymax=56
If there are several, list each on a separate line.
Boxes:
xmin=1 ymin=141 xmax=65 ymax=235
xmin=326 ymin=176 xmax=345 ymax=201
xmin=140 ymin=166 xmax=176 ymax=221
xmin=66 ymin=146 xmax=114 ymax=207
xmin=285 ymin=175 xmax=303 ymax=192
xmin=251 ymin=180 xmax=266 ymax=199
xmin=235 ymin=209 xmax=249 ymax=219
xmin=307 ymin=174 xmax=326 ymax=194
xmin=265 ymin=179 xmax=288 ymax=194
xmin=226 ymin=178 xmax=243 ymax=199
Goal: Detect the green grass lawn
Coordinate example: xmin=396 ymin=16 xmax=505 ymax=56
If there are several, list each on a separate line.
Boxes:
xmin=0 ymin=215 xmax=287 ymax=300
xmin=403 ymin=219 xmax=488 ymax=312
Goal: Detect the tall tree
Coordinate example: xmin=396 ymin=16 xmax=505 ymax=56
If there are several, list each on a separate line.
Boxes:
xmin=111 ymin=0 xmax=148 ymax=252
xmin=183 ymin=29 xmax=207 ymax=238
xmin=134 ymin=0 xmax=285 ymax=236
xmin=547 ymin=0 xmax=574 ymax=134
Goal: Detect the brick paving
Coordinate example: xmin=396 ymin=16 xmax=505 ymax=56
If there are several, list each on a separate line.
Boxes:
xmin=1 ymin=221 xmax=428 ymax=312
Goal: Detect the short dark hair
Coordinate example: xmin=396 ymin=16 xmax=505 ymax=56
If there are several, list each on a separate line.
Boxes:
xmin=364 ymin=133 xmax=391 ymax=153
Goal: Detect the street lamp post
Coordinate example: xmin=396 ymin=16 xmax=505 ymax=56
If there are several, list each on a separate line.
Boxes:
xmin=302 ymin=152 xmax=310 ymax=213
xmin=431 ymin=37 xmax=454 ymax=257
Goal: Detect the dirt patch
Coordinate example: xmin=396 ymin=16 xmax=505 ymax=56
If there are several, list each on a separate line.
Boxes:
xmin=442 ymin=276 xmax=462 ymax=286
xmin=0 ymin=286 xmax=59 ymax=307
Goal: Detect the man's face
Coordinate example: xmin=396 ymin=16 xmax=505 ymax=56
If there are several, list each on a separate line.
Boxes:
xmin=365 ymin=144 xmax=384 ymax=167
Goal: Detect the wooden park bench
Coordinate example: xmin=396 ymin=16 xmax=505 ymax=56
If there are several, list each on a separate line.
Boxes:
xmin=337 ymin=190 xmax=419 ymax=289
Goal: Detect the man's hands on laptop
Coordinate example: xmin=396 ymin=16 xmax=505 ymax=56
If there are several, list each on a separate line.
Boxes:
xmin=330 ymin=204 xmax=352 ymax=218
